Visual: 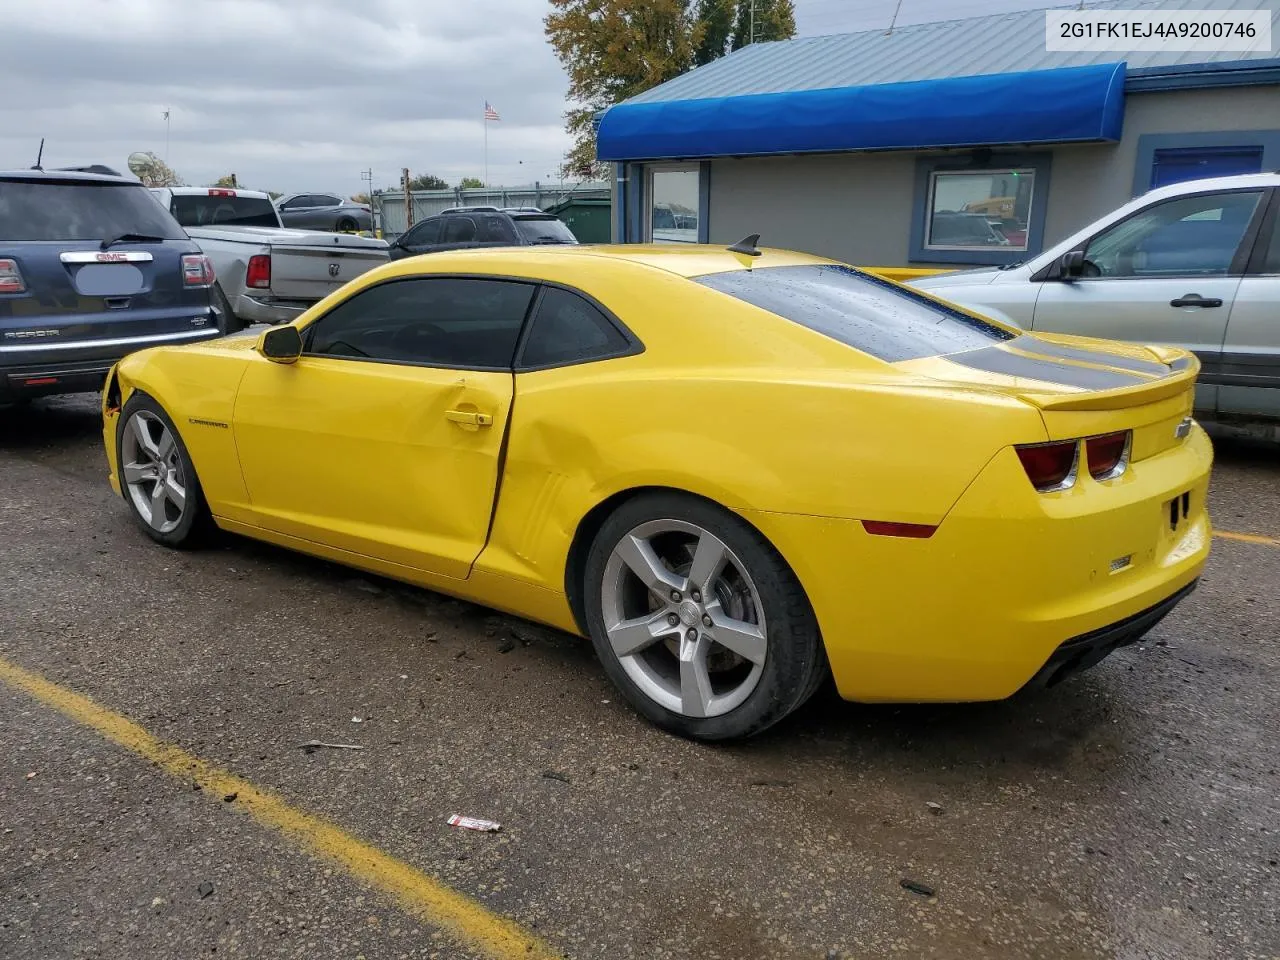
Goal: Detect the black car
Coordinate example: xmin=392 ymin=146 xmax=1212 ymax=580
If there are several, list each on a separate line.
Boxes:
xmin=388 ymin=207 xmax=578 ymax=260
xmin=0 ymin=170 xmax=222 ymax=401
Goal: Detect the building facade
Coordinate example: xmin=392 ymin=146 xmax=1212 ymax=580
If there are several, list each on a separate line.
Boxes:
xmin=599 ymin=0 xmax=1280 ymax=268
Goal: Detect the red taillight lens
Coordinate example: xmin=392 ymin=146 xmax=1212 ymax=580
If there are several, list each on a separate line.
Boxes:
xmin=208 ymin=188 xmax=236 ymax=197
xmin=181 ymin=254 xmax=215 ymax=287
xmin=1086 ymin=431 xmax=1131 ymax=480
xmin=861 ymin=520 xmax=938 ymax=539
xmin=1015 ymin=440 xmax=1078 ymax=492
xmin=246 ymin=254 xmax=271 ymax=289
xmin=0 ymin=258 xmax=26 ymax=294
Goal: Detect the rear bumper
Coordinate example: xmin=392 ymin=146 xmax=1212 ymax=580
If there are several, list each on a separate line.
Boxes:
xmin=236 ymin=295 xmax=311 ymax=325
xmin=1024 ymin=580 xmax=1196 ymax=689
xmin=1 ymin=328 xmax=221 ymax=399
xmin=744 ymin=424 xmax=1213 ymax=702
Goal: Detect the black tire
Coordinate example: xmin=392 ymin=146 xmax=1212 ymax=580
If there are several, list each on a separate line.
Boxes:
xmin=336 ymin=217 xmax=358 ymax=233
xmin=210 ymin=282 xmax=244 ymax=335
xmin=116 ymin=392 xmax=213 ymax=548
xmin=583 ymin=492 xmax=827 ymax=741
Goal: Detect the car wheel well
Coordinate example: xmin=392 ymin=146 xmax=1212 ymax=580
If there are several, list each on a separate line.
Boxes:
xmin=564 ymin=485 xmax=797 ymax=636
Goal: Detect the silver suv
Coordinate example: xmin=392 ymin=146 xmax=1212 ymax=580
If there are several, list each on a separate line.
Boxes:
xmin=911 ymin=173 xmax=1280 ymax=425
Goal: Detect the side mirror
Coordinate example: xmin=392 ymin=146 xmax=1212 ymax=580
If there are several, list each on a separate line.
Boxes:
xmin=1059 ymin=250 xmax=1085 ymax=280
xmin=258 ymin=324 xmax=302 ymax=363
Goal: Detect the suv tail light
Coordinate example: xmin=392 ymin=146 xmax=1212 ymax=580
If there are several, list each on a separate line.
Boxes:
xmin=1086 ymin=431 xmax=1131 ymax=480
xmin=181 ymin=254 xmax=215 ymax=288
xmin=0 ymin=258 xmax=26 ymax=294
xmin=246 ymin=254 xmax=271 ymax=289
xmin=208 ymin=188 xmax=237 ymax=197
xmin=1015 ymin=440 xmax=1078 ymax=492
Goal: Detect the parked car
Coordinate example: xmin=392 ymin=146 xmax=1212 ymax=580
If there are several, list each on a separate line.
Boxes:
xmin=388 ymin=208 xmax=578 ymax=260
xmin=927 ymin=212 xmax=1009 ymax=247
xmin=152 ymin=187 xmax=390 ymax=326
xmin=274 ymin=193 xmax=373 ymax=233
xmin=101 ymin=243 xmax=1210 ymax=740
xmin=911 ymin=173 xmax=1280 ymax=423
xmin=0 ymin=169 xmax=221 ymax=401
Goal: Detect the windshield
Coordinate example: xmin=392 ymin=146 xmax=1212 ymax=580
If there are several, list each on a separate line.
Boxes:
xmin=513 ymin=216 xmax=577 ymax=244
xmin=695 ymin=263 xmax=1014 ymax=362
xmin=0 ymin=180 xmax=187 ymax=241
xmin=170 ymin=194 xmax=279 ymax=228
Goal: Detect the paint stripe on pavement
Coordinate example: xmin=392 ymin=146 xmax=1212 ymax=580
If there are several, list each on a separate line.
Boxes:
xmin=0 ymin=656 xmax=560 ymax=960
xmin=1215 ymin=529 xmax=1280 ymax=548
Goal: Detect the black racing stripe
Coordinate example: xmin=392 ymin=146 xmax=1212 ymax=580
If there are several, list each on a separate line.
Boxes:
xmin=1013 ymin=336 xmax=1170 ymax=376
xmin=946 ymin=346 xmax=1147 ymax=390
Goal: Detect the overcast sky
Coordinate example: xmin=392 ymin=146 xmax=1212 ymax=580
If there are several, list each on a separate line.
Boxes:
xmin=2 ymin=0 xmax=1062 ymax=198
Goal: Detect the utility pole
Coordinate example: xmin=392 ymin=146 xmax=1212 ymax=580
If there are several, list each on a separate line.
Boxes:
xmin=750 ymin=0 xmax=756 ymax=44
xmin=402 ymin=167 xmax=414 ymax=227
xmin=885 ymin=0 xmax=904 ymax=35
xmin=360 ymin=168 xmax=375 ymax=234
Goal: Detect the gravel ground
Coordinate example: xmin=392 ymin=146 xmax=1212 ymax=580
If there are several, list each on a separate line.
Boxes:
xmin=1 ymin=394 xmax=1277 ymax=960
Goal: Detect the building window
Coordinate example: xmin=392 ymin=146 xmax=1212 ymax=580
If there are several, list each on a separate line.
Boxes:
xmin=646 ymin=165 xmax=700 ymax=243
xmin=926 ymin=169 xmax=1034 ymax=253
xmin=911 ymin=153 xmax=1052 ymax=266
xmin=1133 ymin=132 xmax=1280 ymax=196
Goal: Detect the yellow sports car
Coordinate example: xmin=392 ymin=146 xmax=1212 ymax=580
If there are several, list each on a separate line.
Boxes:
xmin=101 ymin=240 xmax=1213 ymax=740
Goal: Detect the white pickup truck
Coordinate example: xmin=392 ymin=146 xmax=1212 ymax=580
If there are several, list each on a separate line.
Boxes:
xmin=150 ymin=187 xmax=389 ymax=327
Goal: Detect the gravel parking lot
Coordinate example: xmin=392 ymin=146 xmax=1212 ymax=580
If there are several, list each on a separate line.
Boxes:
xmin=2 ymin=393 xmax=1277 ymax=960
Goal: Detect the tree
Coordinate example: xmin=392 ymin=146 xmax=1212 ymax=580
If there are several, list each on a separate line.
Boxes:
xmin=545 ymin=1 xmax=796 ymax=175
xmin=458 ymin=176 xmax=484 ymax=189
xmin=211 ymin=173 xmax=238 ymax=188
xmin=731 ymin=0 xmax=794 ymax=50
xmin=407 ymin=173 xmax=449 ymax=191
xmin=694 ymin=0 xmax=734 ymax=65
xmin=350 ymin=192 xmax=370 ymax=204
xmin=546 ymin=0 xmax=703 ymax=178
xmin=266 ymin=190 xmax=282 ymax=200
xmin=126 ymin=151 xmax=183 ymax=187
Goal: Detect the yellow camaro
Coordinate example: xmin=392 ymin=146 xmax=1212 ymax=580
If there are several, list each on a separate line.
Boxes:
xmin=101 ymin=242 xmax=1213 ymax=740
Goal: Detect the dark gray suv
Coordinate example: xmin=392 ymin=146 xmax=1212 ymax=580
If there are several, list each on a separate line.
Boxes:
xmin=388 ymin=207 xmax=578 ymax=260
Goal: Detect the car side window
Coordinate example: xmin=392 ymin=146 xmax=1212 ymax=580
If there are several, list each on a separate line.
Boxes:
xmin=279 ymin=196 xmax=307 ymax=210
xmin=476 ymin=214 xmax=517 ymax=243
xmin=1083 ymin=191 xmax=1263 ymax=279
xmin=316 ymin=195 xmax=341 ymax=207
xmin=304 ymin=277 xmax=535 ymax=369
xmin=401 ymin=218 xmax=441 ymax=247
xmin=444 ymin=216 xmax=477 ymax=243
xmin=1261 ymin=207 xmax=1280 ymax=275
xmin=518 ymin=286 xmax=633 ymax=368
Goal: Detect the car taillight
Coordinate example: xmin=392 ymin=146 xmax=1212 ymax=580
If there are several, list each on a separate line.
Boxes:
xmin=246 ymin=254 xmax=271 ymax=289
xmin=1015 ymin=440 xmax=1078 ymax=492
xmin=208 ymin=188 xmax=236 ymax=197
xmin=1086 ymin=430 xmax=1131 ymax=481
xmin=0 ymin=258 xmax=26 ymax=294
xmin=181 ymin=254 xmax=215 ymax=288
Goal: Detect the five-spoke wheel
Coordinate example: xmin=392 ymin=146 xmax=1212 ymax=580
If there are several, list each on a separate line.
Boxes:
xmin=585 ymin=492 xmax=826 ymax=740
xmin=117 ymin=394 xmax=209 ymax=547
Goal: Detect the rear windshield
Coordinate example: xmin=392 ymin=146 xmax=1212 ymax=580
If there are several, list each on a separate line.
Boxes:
xmin=513 ymin=216 xmax=577 ymax=245
xmin=0 ymin=180 xmax=187 ymax=242
xmin=694 ymin=263 xmax=1014 ymax=362
xmin=169 ymin=193 xmax=278 ymax=228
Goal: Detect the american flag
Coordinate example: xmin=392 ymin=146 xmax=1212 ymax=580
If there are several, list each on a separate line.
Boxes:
xmin=483 ymin=102 xmax=501 ymax=122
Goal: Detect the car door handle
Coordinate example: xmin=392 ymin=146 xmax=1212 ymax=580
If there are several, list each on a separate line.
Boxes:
xmin=1170 ymin=294 xmax=1223 ymax=308
xmin=444 ymin=409 xmax=493 ymax=427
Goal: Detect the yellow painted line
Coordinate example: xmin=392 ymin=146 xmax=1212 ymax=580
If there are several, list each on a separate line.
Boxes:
xmin=1214 ymin=529 xmax=1280 ymax=548
xmin=0 ymin=656 xmax=559 ymax=960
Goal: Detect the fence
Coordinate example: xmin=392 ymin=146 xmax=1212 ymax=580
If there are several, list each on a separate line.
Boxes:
xmin=374 ymin=181 xmax=610 ymax=240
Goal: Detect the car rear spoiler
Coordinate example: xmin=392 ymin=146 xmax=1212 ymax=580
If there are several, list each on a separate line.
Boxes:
xmin=1015 ymin=355 xmax=1199 ymax=412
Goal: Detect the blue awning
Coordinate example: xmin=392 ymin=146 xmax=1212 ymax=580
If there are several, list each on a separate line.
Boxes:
xmin=597 ymin=63 xmax=1126 ymax=162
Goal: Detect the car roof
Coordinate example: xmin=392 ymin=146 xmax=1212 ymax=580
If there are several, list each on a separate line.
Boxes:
xmin=394 ymin=243 xmax=832 ymax=279
xmin=0 ymin=168 xmax=140 ymax=184
xmin=1140 ymin=171 xmax=1280 ymax=200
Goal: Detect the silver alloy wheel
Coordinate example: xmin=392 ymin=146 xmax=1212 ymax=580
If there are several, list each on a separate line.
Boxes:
xmin=600 ymin=519 xmax=767 ymax=718
xmin=120 ymin=411 xmax=188 ymax=535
